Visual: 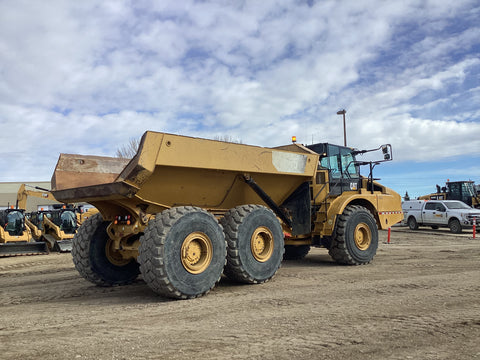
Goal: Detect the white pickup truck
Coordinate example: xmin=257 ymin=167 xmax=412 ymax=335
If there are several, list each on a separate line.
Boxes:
xmin=402 ymin=199 xmax=480 ymax=233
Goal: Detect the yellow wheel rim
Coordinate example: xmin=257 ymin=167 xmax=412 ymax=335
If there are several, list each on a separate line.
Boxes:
xmin=354 ymin=223 xmax=372 ymax=251
xmin=181 ymin=232 xmax=213 ymax=274
xmin=250 ymin=226 xmax=274 ymax=262
xmin=105 ymin=238 xmax=131 ymax=266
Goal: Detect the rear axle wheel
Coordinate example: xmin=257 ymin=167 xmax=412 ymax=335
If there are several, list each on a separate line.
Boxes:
xmin=138 ymin=206 xmax=226 ymax=299
xmin=220 ymin=205 xmax=284 ymax=284
xmin=72 ymin=213 xmax=140 ymax=286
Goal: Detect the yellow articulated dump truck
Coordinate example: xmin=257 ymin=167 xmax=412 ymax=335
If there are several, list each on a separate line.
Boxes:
xmin=51 ymin=131 xmax=403 ymax=299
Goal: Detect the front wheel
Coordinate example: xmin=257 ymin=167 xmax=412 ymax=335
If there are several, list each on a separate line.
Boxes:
xmin=329 ymin=205 xmax=378 ymax=265
xmin=72 ymin=213 xmax=140 ymax=286
xmin=448 ymin=218 xmax=462 ymax=234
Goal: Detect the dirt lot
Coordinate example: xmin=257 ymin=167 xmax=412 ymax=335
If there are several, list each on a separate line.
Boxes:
xmin=1 ymin=227 xmax=479 ymax=360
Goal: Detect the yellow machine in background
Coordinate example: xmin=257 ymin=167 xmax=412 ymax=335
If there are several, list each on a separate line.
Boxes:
xmin=419 ymin=180 xmax=480 ymax=208
xmin=75 ymin=205 xmax=99 ymax=225
xmin=17 ymin=184 xmax=77 ymax=252
xmin=0 ymin=207 xmax=48 ymax=256
xmin=51 ymin=131 xmax=403 ymax=299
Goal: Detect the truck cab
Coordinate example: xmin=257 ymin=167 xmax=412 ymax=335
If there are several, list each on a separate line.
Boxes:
xmin=0 ymin=208 xmax=27 ymax=237
xmin=307 ymin=143 xmax=360 ymax=195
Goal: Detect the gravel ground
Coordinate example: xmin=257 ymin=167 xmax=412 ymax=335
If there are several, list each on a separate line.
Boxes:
xmin=1 ymin=227 xmax=479 ymax=360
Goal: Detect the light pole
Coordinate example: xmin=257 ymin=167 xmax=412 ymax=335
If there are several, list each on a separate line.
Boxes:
xmin=337 ymin=109 xmax=347 ymax=146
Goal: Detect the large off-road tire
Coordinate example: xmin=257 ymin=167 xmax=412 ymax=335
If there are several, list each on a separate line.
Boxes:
xmin=329 ymin=205 xmax=378 ymax=265
xmin=283 ymin=245 xmax=311 ymax=260
xmin=220 ymin=205 xmax=284 ymax=284
xmin=72 ymin=213 xmax=140 ymax=286
xmin=407 ymin=216 xmax=419 ymax=230
xmin=138 ymin=207 xmax=226 ymax=300
xmin=448 ymin=218 xmax=462 ymax=234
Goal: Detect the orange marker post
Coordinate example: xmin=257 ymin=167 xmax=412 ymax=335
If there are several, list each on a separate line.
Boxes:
xmin=473 ymin=218 xmax=476 ymax=239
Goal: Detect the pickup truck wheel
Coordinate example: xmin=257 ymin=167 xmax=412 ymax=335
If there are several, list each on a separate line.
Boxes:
xmin=407 ymin=216 xmax=419 ymax=230
xmin=329 ymin=205 xmax=378 ymax=265
xmin=448 ymin=218 xmax=462 ymax=234
xmin=72 ymin=213 xmax=140 ymax=286
xmin=283 ymin=245 xmax=311 ymax=260
xmin=220 ymin=205 xmax=284 ymax=284
xmin=138 ymin=207 xmax=226 ymax=299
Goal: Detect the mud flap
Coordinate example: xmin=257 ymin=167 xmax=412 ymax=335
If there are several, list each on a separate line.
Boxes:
xmin=0 ymin=242 xmax=49 ymax=257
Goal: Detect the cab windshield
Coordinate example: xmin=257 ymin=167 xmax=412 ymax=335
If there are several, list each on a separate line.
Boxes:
xmin=5 ymin=210 xmax=24 ymax=235
xmin=320 ymin=145 xmax=359 ymax=179
xmin=444 ymin=201 xmax=472 ymax=210
xmin=54 ymin=210 xmax=77 ymax=234
xmin=463 ymin=182 xmax=476 ymax=197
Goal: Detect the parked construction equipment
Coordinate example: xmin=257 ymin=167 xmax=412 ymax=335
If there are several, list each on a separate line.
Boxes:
xmin=27 ymin=207 xmax=77 ymax=252
xmin=419 ymin=180 xmax=480 ymax=208
xmin=51 ymin=131 xmax=403 ymax=299
xmin=0 ymin=207 xmax=48 ymax=256
xmin=17 ymin=184 xmax=77 ymax=252
xmin=75 ymin=205 xmax=99 ymax=225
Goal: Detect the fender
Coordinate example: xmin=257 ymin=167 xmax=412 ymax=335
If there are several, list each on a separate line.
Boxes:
xmin=317 ymin=189 xmax=402 ymax=236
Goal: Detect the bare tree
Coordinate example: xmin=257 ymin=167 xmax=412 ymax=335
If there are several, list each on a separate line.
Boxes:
xmin=116 ymin=137 xmax=140 ymax=159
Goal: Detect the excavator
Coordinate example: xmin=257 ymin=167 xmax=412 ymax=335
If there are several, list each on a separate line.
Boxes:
xmin=0 ymin=206 xmax=48 ymax=256
xmin=419 ymin=180 xmax=480 ymax=208
xmin=17 ymin=184 xmax=78 ymax=252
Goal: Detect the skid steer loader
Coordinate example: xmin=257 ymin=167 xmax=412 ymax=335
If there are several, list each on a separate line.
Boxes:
xmin=17 ymin=184 xmax=77 ymax=252
xmin=0 ymin=207 xmax=48 ymax=256
xmin=27 ymin=207 xmax=78 ymax=252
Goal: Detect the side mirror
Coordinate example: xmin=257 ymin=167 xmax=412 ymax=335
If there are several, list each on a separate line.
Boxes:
xmin=381 ymin=144 xmax=392 ymax=161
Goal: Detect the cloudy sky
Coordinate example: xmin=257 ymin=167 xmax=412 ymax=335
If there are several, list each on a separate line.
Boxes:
xmin=1 ymin=0 xmax=479 ymax=198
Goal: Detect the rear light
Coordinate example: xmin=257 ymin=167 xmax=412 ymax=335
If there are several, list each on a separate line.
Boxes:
xmin=113 ymin=215 xmax=133 ymax=225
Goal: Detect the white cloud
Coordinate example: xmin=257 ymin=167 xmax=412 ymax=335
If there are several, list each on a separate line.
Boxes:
xmin=0 ymin=0 xmax=479 ymax=193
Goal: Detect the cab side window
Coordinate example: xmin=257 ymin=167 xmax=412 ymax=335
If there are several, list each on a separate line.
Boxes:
xmin=425 ymin=203 xmax=436 ymax=210
xmin=425 ymin=202 xmax=445 ymax=212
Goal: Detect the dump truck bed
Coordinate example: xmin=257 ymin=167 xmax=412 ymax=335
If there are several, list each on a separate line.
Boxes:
xmin=51 ymin=132 xmax=319 ymax=215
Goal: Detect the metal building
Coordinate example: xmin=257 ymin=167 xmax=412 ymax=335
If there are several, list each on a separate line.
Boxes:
xmin=0 ymin=182 xmax=61 ymax=212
